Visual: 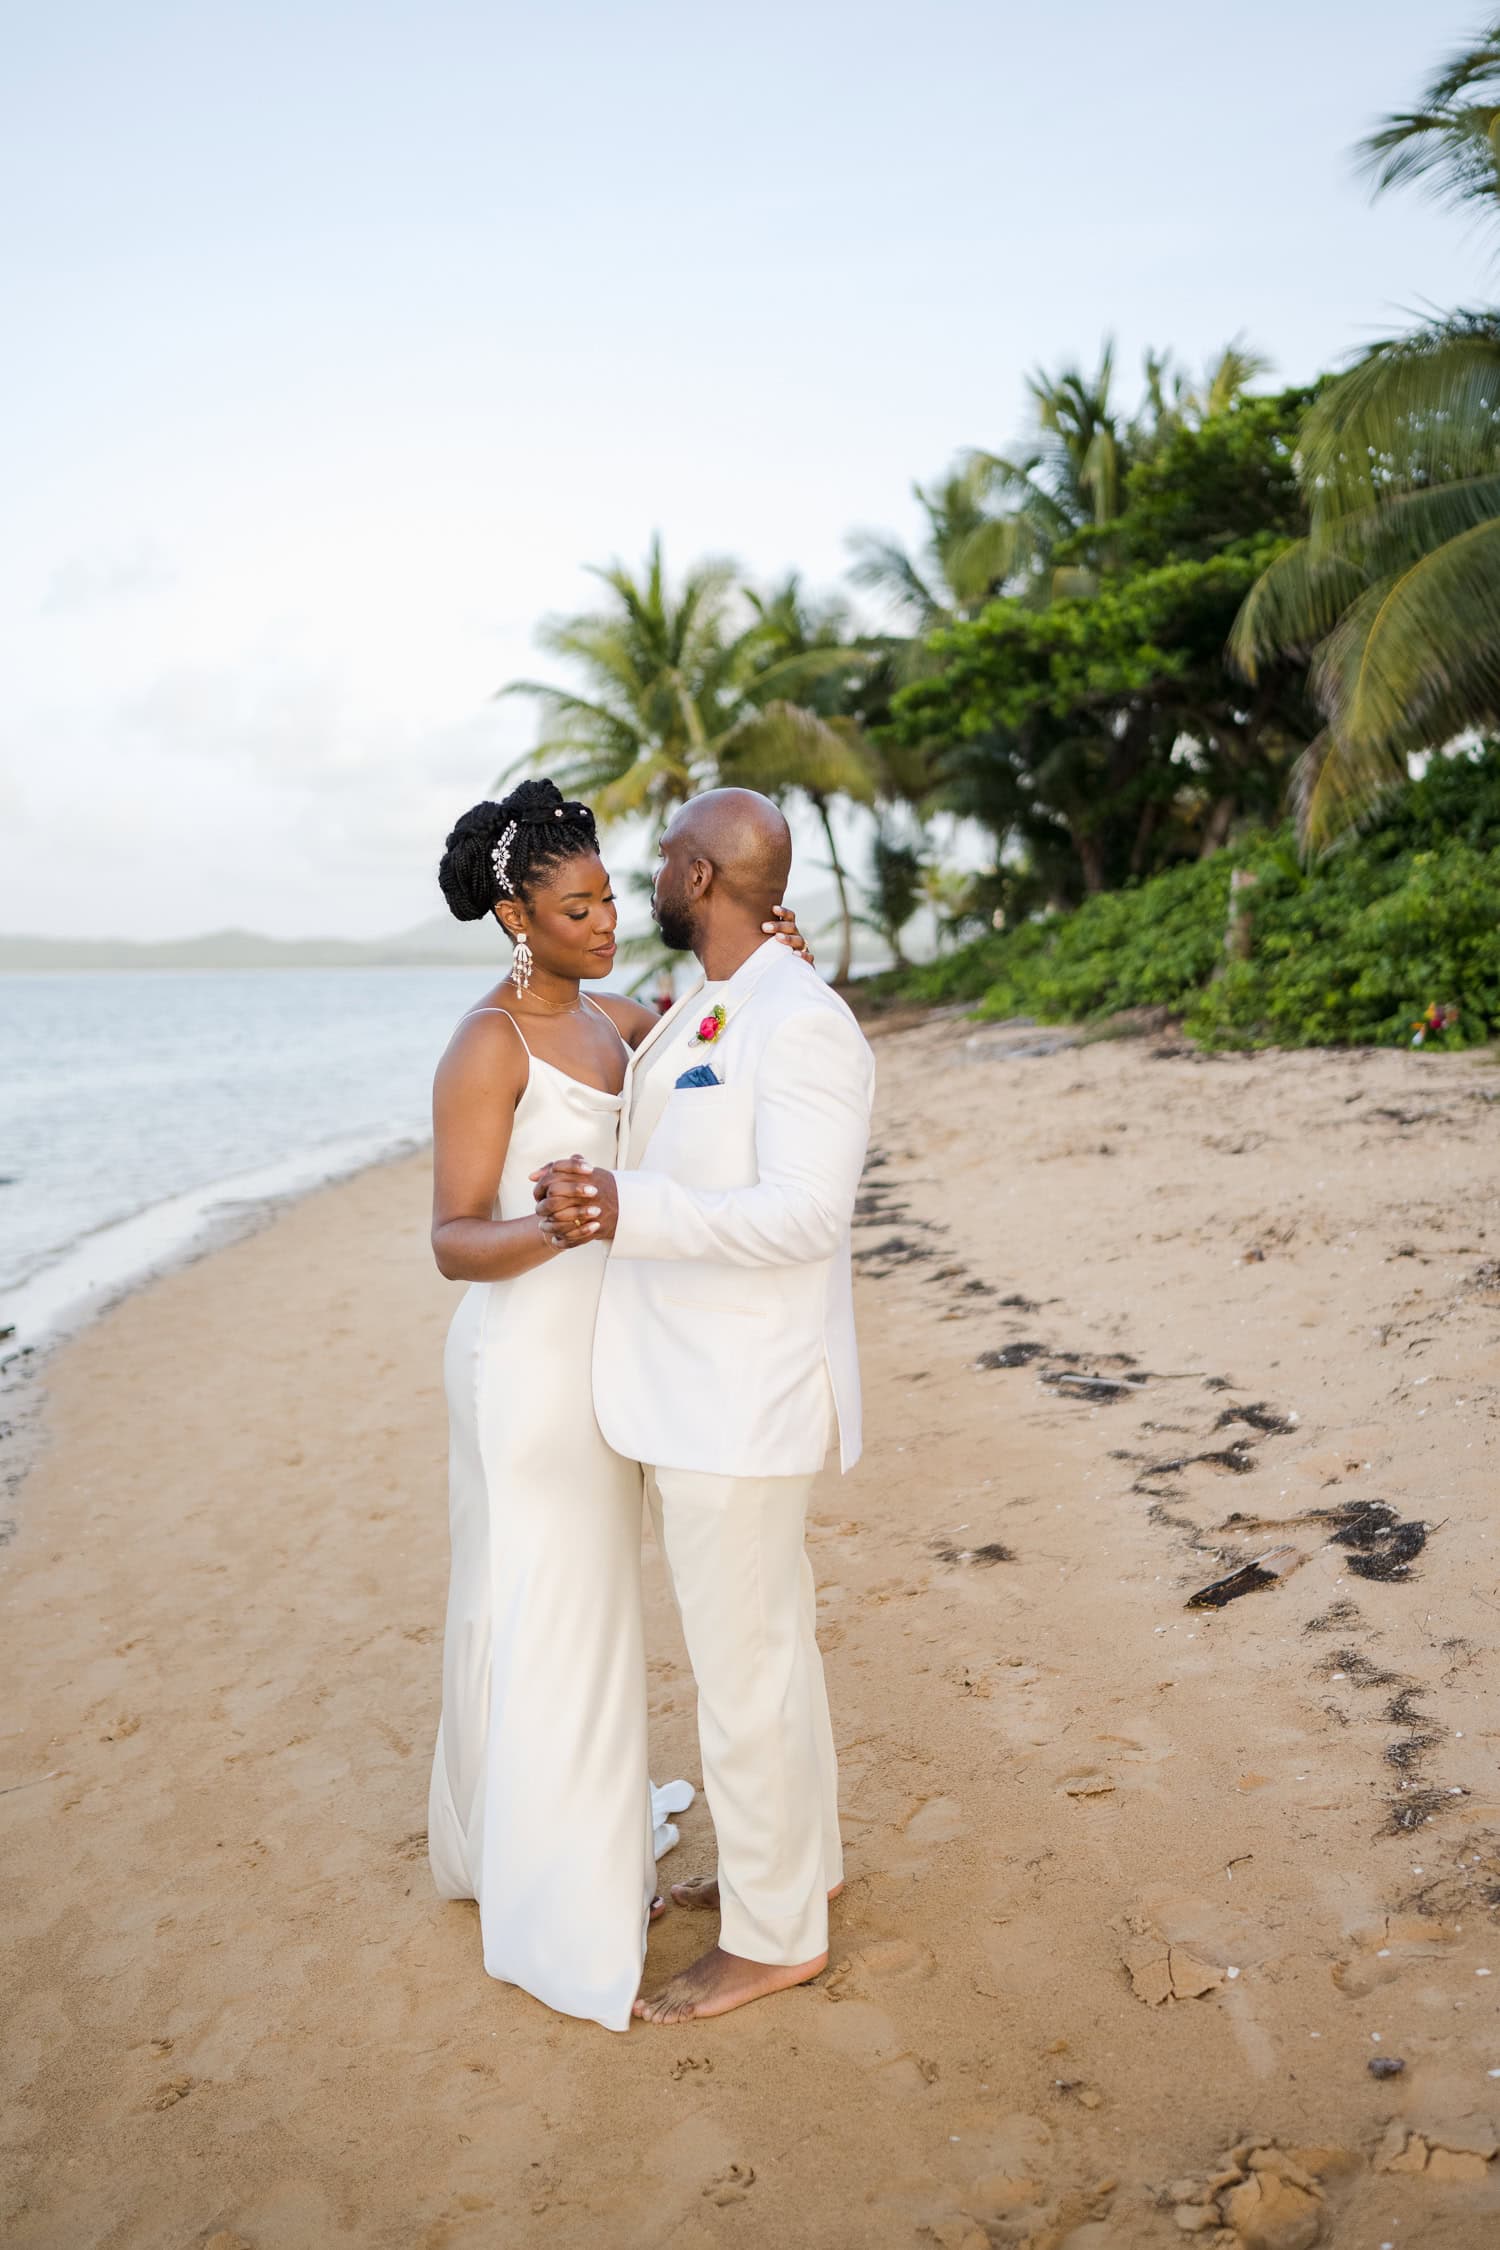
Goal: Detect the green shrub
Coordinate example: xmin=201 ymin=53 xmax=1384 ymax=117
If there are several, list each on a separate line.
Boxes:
xmin=876 ymin=745 xmax=1500 ymax=1049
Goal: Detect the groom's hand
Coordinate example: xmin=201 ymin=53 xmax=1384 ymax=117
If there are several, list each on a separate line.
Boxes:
xmin=532 ymin=1157 xmax=619 ymax=1246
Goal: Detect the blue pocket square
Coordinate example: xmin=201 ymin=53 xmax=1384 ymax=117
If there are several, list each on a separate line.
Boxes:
xmin=675 ymin=1062 xmax=721 ymax=1089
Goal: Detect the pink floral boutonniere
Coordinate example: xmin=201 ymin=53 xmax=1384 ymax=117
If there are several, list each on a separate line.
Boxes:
xmin=692 ymin=1003 xmax=727 ymax=1047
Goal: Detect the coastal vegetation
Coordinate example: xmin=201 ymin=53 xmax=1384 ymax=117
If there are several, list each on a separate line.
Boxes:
xmin=505 ymin=24 xmax=1500 ymax=1047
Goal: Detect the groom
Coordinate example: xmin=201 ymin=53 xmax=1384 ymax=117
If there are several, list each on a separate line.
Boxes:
xmin=535 ymin=789 xmax=875 ymax=2022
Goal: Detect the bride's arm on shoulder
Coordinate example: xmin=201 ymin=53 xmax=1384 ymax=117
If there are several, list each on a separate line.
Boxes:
xmin=430 ymin=1014 xmax=569 ymax=1281
xmin=589 ymin=991 xmax=662 ymax=1050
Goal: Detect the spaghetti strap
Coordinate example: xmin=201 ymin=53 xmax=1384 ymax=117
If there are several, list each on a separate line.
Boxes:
xmin=462 ymin=1006 xmax=533 ymax=1056
xmin=582 ymin=994 xmax=632 ymax=1060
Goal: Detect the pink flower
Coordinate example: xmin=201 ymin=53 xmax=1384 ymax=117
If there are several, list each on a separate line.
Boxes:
xmin=698 ymin=1015 xmax=719 ymax=1041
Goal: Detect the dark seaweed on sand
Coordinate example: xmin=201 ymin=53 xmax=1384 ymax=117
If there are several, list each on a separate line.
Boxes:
xmin=1319 ymin=1499 xmax=1428 ymax=1581
xmin=1212 ymin=1401 xmax=1297 ymax=1436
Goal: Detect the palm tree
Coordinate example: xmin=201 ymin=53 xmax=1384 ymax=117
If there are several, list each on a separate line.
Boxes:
xmin=716 ymin=578 xmax=883 ymax=982
xmin=502 ymin=547 xmax=883 ymax=981
xmin=851 ymin=338 xmax=1271 ymax=629
xmin=1230 ymin=27 xmax=1500 ymax=849
xmin=1137 ymin=337 xmax=1276 ymax=443
xmin=500 ymin=535 xmax=755 ymax=822
xmin=847 ymin=458 xmax=1025 ymax=630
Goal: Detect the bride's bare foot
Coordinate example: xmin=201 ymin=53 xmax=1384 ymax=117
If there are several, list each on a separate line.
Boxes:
xmin=650 ymin=1894 xmax=666 ymax=1923
xmin=633 ymin=1943 xmax=827 ymax=2023
xmin=669 ymin=1874 xmax=844 ymax=1912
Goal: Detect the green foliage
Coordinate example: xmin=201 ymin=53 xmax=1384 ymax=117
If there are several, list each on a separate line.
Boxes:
xmin=859 ymin=828 xmax=928 ymax=964
xmin=889 ymin=496 xmax=1315 ymax=899
xmin=879 ymin=746 xmax=1500 ymax=1049
xmin=1080 ymin=388 xmax=1313 ymax=569
xmin=1231 ymin=24 xmax=1500 ymax=850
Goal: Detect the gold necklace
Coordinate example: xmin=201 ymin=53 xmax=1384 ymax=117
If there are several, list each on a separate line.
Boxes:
xmin=511 ymin=984 xmax=585 ymax=1018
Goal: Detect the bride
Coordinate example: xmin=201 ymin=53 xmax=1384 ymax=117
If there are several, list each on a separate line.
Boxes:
xmin=424 ymin=777 xmax=811 ymax=2030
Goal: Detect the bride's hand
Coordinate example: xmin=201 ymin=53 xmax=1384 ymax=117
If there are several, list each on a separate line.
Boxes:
xmin=531 ymin=1156 xmax=591 ymax=1250
xmin=763 ymin=903 xmax=814 ymax=967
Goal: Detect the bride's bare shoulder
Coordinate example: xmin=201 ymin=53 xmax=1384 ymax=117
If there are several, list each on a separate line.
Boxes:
xmin=436 ymin=999 xmax=527 ymax=1084
xmin=588 ymin=991 xmax=660 ymax=1050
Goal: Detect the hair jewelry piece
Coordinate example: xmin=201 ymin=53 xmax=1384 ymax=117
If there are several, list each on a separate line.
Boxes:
xmin=491 ymin=820 xmax=519 ymax=898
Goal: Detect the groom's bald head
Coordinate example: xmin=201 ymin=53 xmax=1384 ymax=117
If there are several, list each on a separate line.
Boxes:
xmin=671 ymin=789 xmax=792 ymax=908
xmin=652 ymin=788 xmax=793 ymax=960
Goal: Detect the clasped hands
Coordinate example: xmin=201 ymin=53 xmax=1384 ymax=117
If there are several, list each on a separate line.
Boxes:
xmin=531 ymin=1157 xmax=619 ymax=1250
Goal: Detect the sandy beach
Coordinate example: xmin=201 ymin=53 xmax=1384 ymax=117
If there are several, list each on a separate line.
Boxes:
xmin=3 ymin=1016 xmax=1499 ymax=2250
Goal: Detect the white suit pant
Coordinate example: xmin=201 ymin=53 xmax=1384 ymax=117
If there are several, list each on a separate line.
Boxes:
xmin=646 ymin=1464 xmax=842 ymax=1965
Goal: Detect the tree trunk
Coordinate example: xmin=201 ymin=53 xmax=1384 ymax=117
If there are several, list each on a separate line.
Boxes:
xmin=1129 ymin=798 xmax=1162 ymax=878
xmin=814 ymin=795 xmax=855 ymax=983
xmin=1199 ymin=793 xmax=1237 ymax=858
xmin=1224 ymin=867 xmax=1258 ymax=962
xmin=1075 ymin=832 xmax=1108 ymax=895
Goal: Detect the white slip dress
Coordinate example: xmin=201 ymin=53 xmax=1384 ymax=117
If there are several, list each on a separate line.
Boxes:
xmin=426 ymin=1002 xmax=686 ymax=2032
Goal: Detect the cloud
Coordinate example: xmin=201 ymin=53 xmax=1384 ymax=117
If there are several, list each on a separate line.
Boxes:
xmin=124 ymin=643 xmax=509 ymax=803
xmin=42 ymin=540 xmax=177 ymax=615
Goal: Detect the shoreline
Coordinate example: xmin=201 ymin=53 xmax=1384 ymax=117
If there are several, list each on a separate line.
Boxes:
xmin=3 ymin=1020 xmax=1499 ymax=2248
xmin=3 ymin=1123 xmax=432 ymax=1355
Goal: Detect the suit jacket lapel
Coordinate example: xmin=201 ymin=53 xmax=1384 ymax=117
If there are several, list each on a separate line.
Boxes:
xmin=624 ymin=939 xmax=790 ymax=1168
xmin=626 ymin=978 xmax=704 ymax=1164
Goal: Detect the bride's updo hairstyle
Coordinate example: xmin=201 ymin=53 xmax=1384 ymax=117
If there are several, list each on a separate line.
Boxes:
xmin=438 ymin=778 xmax=599 ymax=920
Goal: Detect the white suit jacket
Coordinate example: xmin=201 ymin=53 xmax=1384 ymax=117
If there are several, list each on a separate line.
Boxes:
xmin=592 ymin=940 xmax=875 ymax=1480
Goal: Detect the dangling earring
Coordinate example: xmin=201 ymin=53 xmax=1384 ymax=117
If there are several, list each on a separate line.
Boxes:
xmin=512 ymin=932 xmax=533 ymax=996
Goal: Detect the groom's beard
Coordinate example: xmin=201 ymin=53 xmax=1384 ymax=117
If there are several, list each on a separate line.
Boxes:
xmin=651 ymin=890 xmax=698 ymax=954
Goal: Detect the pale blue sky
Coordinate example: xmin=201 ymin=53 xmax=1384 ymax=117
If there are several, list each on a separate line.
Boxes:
xmin=2 ymin=1 xmax=1489 ymax=938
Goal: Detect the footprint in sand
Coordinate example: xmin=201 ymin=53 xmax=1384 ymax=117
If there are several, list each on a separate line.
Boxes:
xmin=856 ymin=1935 xmax=937 ymax=1983
xmin=1092 ymin=1724 xmax=1174 ymax=1769
xmin=825 ymin=1936 xmax=937 ymax=2004
xmin=1135 ymin=1884 xmax=1273 ymax=1970
xmin=874 ymin=2052 xmax=941 ymax=2097
xmin=813 ymin=1997 xmax=902 ymax=2062
xmin=874 ymin=1795 xmax=966 ymax=1874
xmin=904 ymin=1796 xmax=965 ymax=1844
xmin=1058 ymin=1768 xmax=1117 ymax=1800
xmin=1333 ymin=1911 xmax=1461 ymax=1994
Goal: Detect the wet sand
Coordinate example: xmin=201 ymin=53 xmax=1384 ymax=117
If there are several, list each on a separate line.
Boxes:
xmin=3 ymin=1019 xmax=1499 ymax=2249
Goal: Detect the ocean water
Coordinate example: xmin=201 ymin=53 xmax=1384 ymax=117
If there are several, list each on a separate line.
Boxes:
xmin=0 ymin=968 xmax=490 ymax=1344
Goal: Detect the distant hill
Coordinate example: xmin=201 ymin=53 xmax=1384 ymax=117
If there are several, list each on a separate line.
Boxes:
xmin=0 ymin=921 xmax=502 ymax=972
xmin=0 ymin=882 xmax=905 ymax=976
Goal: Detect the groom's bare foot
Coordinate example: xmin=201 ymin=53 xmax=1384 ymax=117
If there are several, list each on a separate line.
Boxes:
xmin=669 ymin=1874 xmax=844 ymax=1912
xmin=633 ymin=1943 xmax=827 ymax=2023
xmin=650 ymin=1894 xmax=667 ymax=1923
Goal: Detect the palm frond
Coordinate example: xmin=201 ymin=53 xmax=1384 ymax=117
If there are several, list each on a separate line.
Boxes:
xmin=846 ymin=529 xmax=948 ymax=626
xmin=1199 ymin=336 xmax=1275 ymax=418
xmin=741 ymin=643 xmax=876 ymax=704
xmin=1354 ymin=28 xmax=1500 ymax=216
xmin=716 ymin=703 xmax=878 ymax=804
xmin=1315 ymin=515 xmax=1500 ymax=755
xmin=1301 ymin=312 xmax=1500 ymax=515
xmin=1228 ymin=538 xmax=1369 ymax=676
xmin=590 ymin=746 xmax=699 ymax=823
xmin=1289 ymin=726 xmax=1411 ymax=857
xmin=1326 ymin=468 xmax=1500 ymax=575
